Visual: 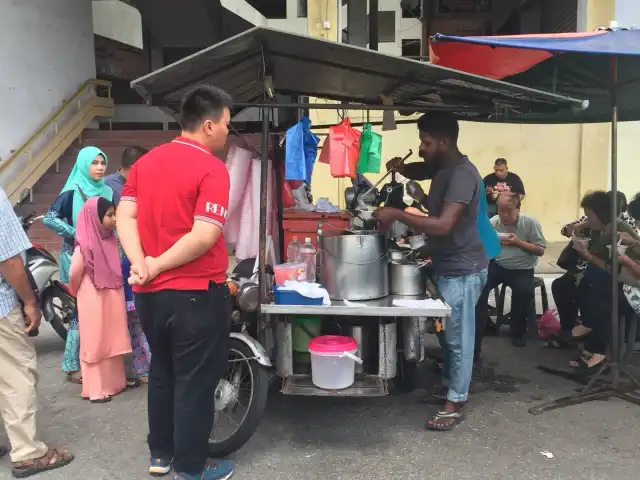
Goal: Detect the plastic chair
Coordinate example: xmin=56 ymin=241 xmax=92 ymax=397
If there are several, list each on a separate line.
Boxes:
xmin=496 ymin=276 xmax=549 ymax=329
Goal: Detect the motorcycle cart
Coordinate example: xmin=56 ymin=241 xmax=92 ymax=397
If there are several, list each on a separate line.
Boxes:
xmin=128 ymin=26 xmax=586 ymax=458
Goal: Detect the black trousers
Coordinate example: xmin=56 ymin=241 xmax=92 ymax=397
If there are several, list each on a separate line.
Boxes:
xmin=475 ymin=262 xmax=534 ymax=355
xmin=580 ymin=272 xmax=632 ymax=355
xmin=552 ymin=271 xmax=587 ymax=332
xmin=135 ymin=283 xmax=231 ymax=475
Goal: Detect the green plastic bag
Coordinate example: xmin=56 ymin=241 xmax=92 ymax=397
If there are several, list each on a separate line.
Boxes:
xmin=357 ymin=123 xmax=382 ymax=174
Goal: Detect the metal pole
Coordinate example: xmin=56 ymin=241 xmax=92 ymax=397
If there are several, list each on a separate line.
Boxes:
xmin=610 ymin=56 xmax=620 ymax=387
xmin=258 ymin=107 xmax=270 ymax=306
xmin=369 ymin=0 xmax=378 ymax=51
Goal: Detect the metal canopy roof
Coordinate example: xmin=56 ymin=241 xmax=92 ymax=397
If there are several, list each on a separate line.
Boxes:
xmin=131 ymin=27 xmax=588 ymax=122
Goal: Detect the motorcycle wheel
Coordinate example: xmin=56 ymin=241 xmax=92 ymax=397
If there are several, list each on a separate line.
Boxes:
xmin=42 ymin=283 xmax=76 ymax=341
xmin=208 ymin=338 xmax=269 ymax=458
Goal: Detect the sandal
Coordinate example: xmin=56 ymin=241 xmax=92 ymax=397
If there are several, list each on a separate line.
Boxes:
xmin=568 ymin=351 xmax=592 ymax=368
xmin=0 ymin=445 xmax=8 ymax=458
xmin=126 ymin=378 xmax=141 ymax=389
xmin=426 ymin=410 xmax=465 ymax=431
xmin=66 ymin=373 xmax=82 ymax=385
xmin=574 ymin=355 xmax=607 ymax=374
xmin=90 ymin=397 xmax=112 ymax=404
xmin=12 ymin=448 xmax=74 ymax=478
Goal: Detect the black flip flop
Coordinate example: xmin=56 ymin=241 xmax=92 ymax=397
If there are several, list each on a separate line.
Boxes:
xmin=574 ymin=356 xmax=606 ymax=374
xmin=90 ymin=397 xmax=112 ymax=404
xmin=126 ymin=378 xmax=141 ymax=388
xmin=0 ymin=445 xmax=9 ymax=458
xmin=426 ymin=410 xmax=465 ymax=431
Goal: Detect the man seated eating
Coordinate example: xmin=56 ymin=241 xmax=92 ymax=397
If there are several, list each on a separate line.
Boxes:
xmin=475 ymin=193 xmax=547 ymax=350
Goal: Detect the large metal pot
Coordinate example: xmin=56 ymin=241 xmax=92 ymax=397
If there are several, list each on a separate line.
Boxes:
xmin=318 ymin=231 xmax=389 ymax=300
xmin=389 ymin=261 xmax=427 ymax=296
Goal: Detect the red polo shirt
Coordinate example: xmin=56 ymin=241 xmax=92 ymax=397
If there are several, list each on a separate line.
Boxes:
xmin=121 ymin=137 xmax=230 ymax=292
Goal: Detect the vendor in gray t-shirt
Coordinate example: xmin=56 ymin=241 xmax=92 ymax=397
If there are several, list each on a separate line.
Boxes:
xmin=373 ymin=112 xmax=488 ymax=432
xmin=475 ymin=193 xmax=546 ymax=354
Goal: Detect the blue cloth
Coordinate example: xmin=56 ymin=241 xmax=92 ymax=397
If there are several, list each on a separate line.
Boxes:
xmin=0 ymin=188 xmax=32 ymax=318
xmin=435 ymin=268 xmax=488 ymax=403
xmin=433 ymin=29 xmax=640 ymax=56
xmin=476 ymin=180 xmax=501 ymax=260
xmin=285 ymin=117 xmax=320 ymax=183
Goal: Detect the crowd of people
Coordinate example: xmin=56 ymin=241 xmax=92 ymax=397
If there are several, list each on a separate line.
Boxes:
xmin=375 ymin=112 xmax=640 ymax=431
xmin=0 ymin=85 xmax=235 ymax=479
xmin=1 ymin=84 xmax=639 ymax=476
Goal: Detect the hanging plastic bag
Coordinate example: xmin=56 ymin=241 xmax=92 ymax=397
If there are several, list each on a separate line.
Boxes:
xmin=318 ymin=118 xmax=361 ymax=178
xmin=285 ymin=117 xmax=319 ymax=183
xmin=357 ymin=123 xmax=382 ymax=174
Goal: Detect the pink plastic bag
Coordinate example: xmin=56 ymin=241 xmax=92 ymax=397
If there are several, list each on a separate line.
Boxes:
xmin=318 ymin=118 xmax=361 ymax=178
xmin=537 ymin=309 xmax=561 ymax=339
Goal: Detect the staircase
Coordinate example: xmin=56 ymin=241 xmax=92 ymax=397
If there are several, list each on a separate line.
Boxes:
xmin=28 ymin=129 xmax=178 ymax=252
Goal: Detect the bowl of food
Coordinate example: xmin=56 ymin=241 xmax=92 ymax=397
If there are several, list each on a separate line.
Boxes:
xmin=572 ymin=237 xmax=589 ymax=249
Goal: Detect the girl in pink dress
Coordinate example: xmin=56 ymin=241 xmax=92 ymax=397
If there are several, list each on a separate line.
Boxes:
xmin=68 ymin=197 xmax=134 ymax=403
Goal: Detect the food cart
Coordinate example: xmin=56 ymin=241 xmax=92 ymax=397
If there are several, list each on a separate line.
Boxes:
xmin=130 ymin=26 xmax=587 ymax=456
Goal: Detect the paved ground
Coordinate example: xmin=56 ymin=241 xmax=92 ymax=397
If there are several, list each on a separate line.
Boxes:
xmin=1 ymin=276 xmax=640 ymax=480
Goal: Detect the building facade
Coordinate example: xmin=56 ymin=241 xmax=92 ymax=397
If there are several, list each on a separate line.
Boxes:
xmin=1 ymin=0 xmax=640 ymax=241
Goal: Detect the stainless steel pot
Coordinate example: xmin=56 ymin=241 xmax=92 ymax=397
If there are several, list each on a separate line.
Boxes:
xmin=389 ymin=261 xmax=427 ymax=296
xmin=318 ymin=231 xmax=389 ymax=300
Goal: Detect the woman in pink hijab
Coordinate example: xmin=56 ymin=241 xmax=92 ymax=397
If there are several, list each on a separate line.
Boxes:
xmin=68 ymin=197 xmax=133 ymax=402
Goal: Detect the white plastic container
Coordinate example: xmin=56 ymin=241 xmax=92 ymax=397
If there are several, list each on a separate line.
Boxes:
xmin=299 ymin=237 xmax=317 ymax=282
xmin=308 ymin=335 xmax=363 ymax=390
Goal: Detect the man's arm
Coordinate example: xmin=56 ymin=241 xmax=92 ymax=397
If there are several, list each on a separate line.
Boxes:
xmin=0 ymin=255 xmax=36 ymax=306
xmin=395 ymin=201 xmax=465 ymax=236
xmin=401 ymin=162 xmax=433 ymax=181
xmin=116 ymin=164 xmax=146 ymax=275
xmin=513 ymin=218 xmax=546 ymax=256
xmin=396 ymin=165 xmax=477 ymax=236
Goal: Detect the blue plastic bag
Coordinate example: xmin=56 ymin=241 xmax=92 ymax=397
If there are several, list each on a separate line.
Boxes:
xmin=477 ymin=180 xmax=501 ymax=259
xmin=285 ymin=117 xmax=320 ymax=184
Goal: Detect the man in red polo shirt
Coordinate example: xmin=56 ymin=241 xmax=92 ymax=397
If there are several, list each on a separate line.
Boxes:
xmin=116 ymin=85 xmax=233 ymax=480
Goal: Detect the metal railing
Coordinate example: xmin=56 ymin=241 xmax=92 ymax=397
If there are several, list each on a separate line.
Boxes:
xmin=0 ymin=79 xmax=114 ymax=203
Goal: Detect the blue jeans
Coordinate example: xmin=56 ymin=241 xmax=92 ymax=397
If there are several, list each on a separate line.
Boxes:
xmin=435 ymin=269 xmax=488 ymax=403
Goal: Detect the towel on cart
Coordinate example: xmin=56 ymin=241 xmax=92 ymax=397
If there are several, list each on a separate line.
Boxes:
xmin=279 ymin=281 xmax=331 ymax=305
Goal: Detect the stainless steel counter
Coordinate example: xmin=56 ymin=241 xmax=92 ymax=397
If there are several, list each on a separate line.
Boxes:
xmin=260 ymin=294 xmax=451 ymax=317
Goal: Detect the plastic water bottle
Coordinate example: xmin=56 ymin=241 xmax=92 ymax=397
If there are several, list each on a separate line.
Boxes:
xmin=300 ymin=238 xmax=317 ymax=282
xmin=286 ymin=236 xmax=301 ymax=263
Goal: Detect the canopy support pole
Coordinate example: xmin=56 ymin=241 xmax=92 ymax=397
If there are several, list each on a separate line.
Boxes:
xmin=258 ymin=107 xmax=270 ymax=306
xmin=529 ymin=56 xmax=640 ymax=415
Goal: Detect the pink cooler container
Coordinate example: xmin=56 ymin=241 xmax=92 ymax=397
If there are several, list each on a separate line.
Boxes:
xmin=308 ymin=336 xmax=363 ymax=389
xmin=273 ymin=263 xmax=306 ymax=285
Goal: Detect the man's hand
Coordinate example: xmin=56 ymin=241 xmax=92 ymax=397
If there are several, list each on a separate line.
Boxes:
xmin=372 ymin=206 xmax=399 ymax=232
xmin=22 ymin=301 xmax=41 ymax=334
xmin=619 ymin=232 xmax=639 ymax=247
xmin=144 ymin=256 xmax=162 ymax=283
xmin=491 ymin=190 xmax=500 ymax=200
xmin=499 ymin=233 xmax=520 ymax=246
xmin=385 ymin=157 xmax=406 ymax=174
xmin=485 ymin=186 xmax=494 ymax=195
xmin=129 ymin=260 xmax=149 ymax=286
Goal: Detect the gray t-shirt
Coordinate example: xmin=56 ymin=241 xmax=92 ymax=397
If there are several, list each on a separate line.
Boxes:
xmin=491 ymin=214 xmax=546 ymax=270
xmin=427 ymin=156 xmax=488 ymax=276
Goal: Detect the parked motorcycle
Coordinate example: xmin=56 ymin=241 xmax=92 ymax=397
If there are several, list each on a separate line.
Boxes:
xmin=17 ymin=210 xmax=75 ymax=341
xmin=208 ymin=260 xmax=271 ymax=457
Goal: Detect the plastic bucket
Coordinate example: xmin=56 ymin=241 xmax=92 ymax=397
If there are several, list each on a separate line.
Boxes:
xmin=308 ymin=335 xmax=363 ymax=390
